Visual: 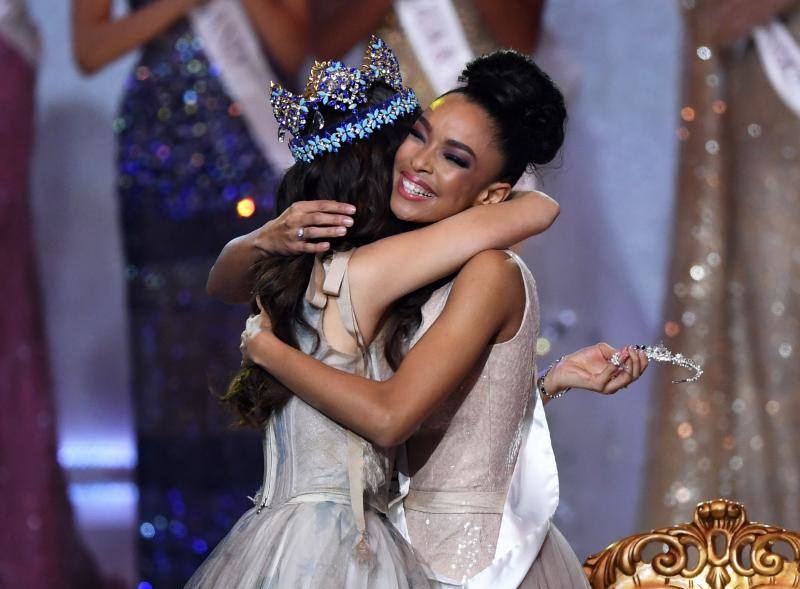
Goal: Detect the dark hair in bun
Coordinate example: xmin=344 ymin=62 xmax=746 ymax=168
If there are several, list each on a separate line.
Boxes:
xmin=450 ymin=50 xmax=566 ymax=183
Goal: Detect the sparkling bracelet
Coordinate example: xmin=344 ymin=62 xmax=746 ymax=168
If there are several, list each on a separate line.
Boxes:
xmin=610 ymin=343 xmax=703 ymax=384
xmin=537 ymin=355 xmax=571 ymax=401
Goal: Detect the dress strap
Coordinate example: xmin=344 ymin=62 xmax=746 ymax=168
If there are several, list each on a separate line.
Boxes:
xmin=304 ymin=255 xmax=327 ymax=309
xmin=331 ymin=250 xmax=376 ymax=559
xmin=304 ymin=249 xmax=376 ymax=560
xmin=304 ymin=249 xmax=357 ymax=310
xmin=334 ymin=261 xmax=369 ymax=359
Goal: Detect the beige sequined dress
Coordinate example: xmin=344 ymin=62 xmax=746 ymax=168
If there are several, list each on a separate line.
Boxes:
xmin=399 ymin=251 xmax=589 ymax=588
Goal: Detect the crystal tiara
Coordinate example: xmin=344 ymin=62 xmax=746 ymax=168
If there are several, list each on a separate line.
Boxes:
xmin=269 ymin=36 xmax=420 ymax=163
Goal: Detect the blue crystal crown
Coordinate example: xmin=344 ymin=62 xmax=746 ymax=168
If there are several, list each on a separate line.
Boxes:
xmin=269 ymin=36 xmax=420 ymax=163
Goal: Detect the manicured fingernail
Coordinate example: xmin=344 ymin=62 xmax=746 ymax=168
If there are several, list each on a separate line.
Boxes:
xmin=346 ymin=205 xmax=356 ymax=213
xmin=337 ymin=227 xmax=347 ymax=235
xmin=343 ymin=218 xmax=354 ymax=226
xmin=322 ymin=243 xmax=330 ymax=249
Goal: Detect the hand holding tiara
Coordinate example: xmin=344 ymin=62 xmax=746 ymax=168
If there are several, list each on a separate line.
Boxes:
xmin=610 ymin=343 xmax=703 ymax=384
xmin=538 ymin=343 xmax=650 ymax=400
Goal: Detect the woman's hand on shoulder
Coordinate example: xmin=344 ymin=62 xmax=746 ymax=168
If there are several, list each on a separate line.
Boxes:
xmin=256 ymin=200 xmax=356 ymax=256
xmin=546 ymin=342 xmax=649 ymax=397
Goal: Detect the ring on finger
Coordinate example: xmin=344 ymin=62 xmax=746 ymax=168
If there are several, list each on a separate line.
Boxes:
xmin=296 ymin=227 xmax=306 ymax=240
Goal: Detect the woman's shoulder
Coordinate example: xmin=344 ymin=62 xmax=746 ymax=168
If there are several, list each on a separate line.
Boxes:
xmin=460 ymin=249 xmax=524 ymax=279
xmin=454 ymin=250 xmax=525 ymax=303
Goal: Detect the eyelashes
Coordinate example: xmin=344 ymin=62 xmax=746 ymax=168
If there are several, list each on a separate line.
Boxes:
xmin=445 ymin=154 xmax=468 ymax=168
xmin=408 ymin=127 xmax=470 ymax=169
xmin=409 ymin=127 xmax=425 ymax=141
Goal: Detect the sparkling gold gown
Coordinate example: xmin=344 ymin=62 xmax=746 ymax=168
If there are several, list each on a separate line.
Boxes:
xmin=644 ymin=2 xmax=800 ymax=531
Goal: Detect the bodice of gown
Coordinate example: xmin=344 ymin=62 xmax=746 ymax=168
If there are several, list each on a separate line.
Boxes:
xmin=404 ymin=251 xmax=541 ymax=582
xmin=253 ymin=253 xmax=395 ymax=514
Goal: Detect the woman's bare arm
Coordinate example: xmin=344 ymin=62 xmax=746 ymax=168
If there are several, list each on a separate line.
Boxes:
xmin=247 ymin=250 xmax=521 ymax=447
xmin=693 ymin=0 xmax=799 ymax=47
xmin=309 ymin=0 xmax=392 ymax=59
xmin=349 ymin=191 xmax=559 ymax=342
xmin=474 ymin=0 xmax=547 ymax=54
xmin=73 ymin=0 xmax=309 ymax=76
xmin=72 ymin=0 xmax=199 ymax=74
xmin=244 ymin=253 xmax=645 ymax=446
xmin=206 ymin=200 xmax=356 ymax=303
xmin=207 ymin=190 xmax=557 ymax=307
xmin=240 ymin=0 xmax=309 ymax=75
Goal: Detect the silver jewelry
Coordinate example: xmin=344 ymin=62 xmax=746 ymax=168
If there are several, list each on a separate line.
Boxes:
xmin=610 ymin=343 xmax=703 ymax=384
xmin=537 ymin=355 xmax=570 ymax=401
xmin=296 ymin=227 xmax=305 ymax=240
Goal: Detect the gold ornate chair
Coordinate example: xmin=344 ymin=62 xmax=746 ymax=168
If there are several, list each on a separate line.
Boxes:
xmin=583 ymin=499 xmax=800 ymax=589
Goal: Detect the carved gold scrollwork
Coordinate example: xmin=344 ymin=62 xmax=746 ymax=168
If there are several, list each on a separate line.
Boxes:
xmin=583 ymin=499 xmax=800 ymax=589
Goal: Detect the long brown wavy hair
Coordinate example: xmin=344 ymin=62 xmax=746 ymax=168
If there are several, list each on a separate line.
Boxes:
xmin=220 ymin=83 xmax=448 ymax=428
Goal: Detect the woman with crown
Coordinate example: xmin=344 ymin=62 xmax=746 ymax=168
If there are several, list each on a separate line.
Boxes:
xmin=185 ymin=36 xmax=557 ymax=588
xmin=199 ymin=39 xmax=648 ymax=588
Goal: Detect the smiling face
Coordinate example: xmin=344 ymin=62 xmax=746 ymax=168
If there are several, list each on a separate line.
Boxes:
xmin=389 ymin=93 xmax=512 ymax=223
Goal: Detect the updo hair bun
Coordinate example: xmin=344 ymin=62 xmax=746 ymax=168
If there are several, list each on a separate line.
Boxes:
xmin=456 ymin=50 xmax=566 ymax=182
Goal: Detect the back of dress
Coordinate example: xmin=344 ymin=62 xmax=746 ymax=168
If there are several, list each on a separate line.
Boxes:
xmin=404 ymin=251 xmax=540 ymax=584
xmin=186 ymin=250 xmax=431 ymax=588
xmin=253 ymin=250 xmax=392 ymax=514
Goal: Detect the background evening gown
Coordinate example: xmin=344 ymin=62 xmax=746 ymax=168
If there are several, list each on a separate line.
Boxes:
xmin=185 ymin=250 xmax=432 ymax=588
xmin=117 ymin=1 xmax=282 ymax=583
xmin=644 ymin=3 xmax=800 ymax=532
xmin=0 ymin=5 xmax=114 ymax=586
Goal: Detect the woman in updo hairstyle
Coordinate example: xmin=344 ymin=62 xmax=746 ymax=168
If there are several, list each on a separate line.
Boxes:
xmin=242 ymin=49 xmax=649 ymax=589
xmin=197 ymin=39 xmax=565 ymax=588
xmin=453 ymin=49 xmax=567 ymax=181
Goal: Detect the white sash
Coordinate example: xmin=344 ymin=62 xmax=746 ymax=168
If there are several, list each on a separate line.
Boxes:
xmin=754 ymin=20 xmax=800 ymax=119
xmin=390 ymin=389 xmax=558 ymax=589
xmin=0 ymin=0 xmax=39 ymax=66
xmin=394 ymin=0 xmax=474 ymax=96
xmin=189 ymin=0 xmax=294 ymax=172
xmin=465 ymin=390 xmax=558 ymax=589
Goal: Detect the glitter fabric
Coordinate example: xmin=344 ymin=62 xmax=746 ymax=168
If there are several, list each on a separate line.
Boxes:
xmin=0 ymin=33 xmax=108 ymax=589
xmin=643 ymin=1 xmax=800 ymax=533
xmin=117 ymin=4 xmax=281 ymax=586
xmin=404 ymin=252 xmax=586 ymax=586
